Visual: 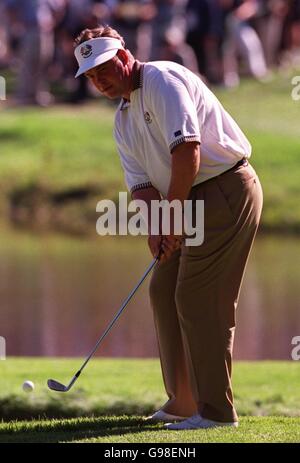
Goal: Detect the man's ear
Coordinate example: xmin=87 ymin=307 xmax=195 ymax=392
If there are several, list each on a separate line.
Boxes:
xmin=117 ymin=49 xmax=129 ymax=65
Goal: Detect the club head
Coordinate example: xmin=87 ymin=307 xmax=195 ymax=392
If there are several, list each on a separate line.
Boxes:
xmin=47 ymin=379 xmax=68 ymax=392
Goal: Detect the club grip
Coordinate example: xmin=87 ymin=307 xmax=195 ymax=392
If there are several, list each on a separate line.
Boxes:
xmin=156 ymin=247 xmax=164 ymax=260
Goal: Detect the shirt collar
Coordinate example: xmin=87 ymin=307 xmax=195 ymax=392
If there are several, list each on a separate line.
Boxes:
xmin=120 ymin=60 xmax=144 ymax=111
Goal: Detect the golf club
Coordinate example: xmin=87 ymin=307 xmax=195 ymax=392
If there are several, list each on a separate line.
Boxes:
xmin=47 ymin=252 xmax=161 ymax=392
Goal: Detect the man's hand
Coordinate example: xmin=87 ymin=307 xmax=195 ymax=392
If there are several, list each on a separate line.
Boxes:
xmin=148 ymin=235 xmax=163 ymax=260
xmin=148 ymin=234 xmax=182 ymax=263
xmin=161 ymin=141 xmax=200 ymax=261
xmin=160 ymin=235 xmax=183 ymax=261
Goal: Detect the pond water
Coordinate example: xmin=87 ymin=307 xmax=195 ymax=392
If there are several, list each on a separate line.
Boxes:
xmin=0 ymin=229 xmax=299 ymax=360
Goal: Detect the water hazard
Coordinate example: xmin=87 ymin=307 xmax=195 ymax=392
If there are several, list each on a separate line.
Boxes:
xmin=0 ymin=229 xmax=299 ymax=360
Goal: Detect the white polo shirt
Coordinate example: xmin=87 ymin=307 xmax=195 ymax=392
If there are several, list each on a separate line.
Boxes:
xmin=114 ymin=60 xmax=251 ymax=198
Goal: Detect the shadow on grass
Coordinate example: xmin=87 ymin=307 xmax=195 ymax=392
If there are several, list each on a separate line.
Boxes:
xmin=0 ymin=394 xmax=157 ymax=422
xmin=0 ymin=416 xmax=161 ymax=443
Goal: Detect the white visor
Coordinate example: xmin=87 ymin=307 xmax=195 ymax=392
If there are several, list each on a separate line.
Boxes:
xmin=74 ymin=37 xmax=124 ymax=78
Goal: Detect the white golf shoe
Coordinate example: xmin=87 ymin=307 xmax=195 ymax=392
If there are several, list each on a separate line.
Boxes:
xmin=165 ymin=414 xmax=239 ymax=430
xmin=145 ymin=409 xmax=187 ymax=422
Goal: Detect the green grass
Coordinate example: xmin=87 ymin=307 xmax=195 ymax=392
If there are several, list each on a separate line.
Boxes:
xmin=0 ymin=76 xmax=300 ymax=232
xmin=1 ymin=416 xmax=300 ymax=443
xmin=0 ymin=103 xmax=124 ymax=193
xmin=0 ymin=358 xmax=300 ymax=442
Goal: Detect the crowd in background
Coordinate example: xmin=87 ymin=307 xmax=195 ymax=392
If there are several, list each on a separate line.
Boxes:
xmin=0 ymin=0 xmax=300 ymax=106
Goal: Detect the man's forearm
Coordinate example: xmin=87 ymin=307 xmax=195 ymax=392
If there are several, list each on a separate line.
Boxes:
xmin=167 ymin=142 xmax=200 ymax=203
xmin=131 ymin=142 xmax=200 ymax=241
xmin=132 ymin=186 xmax=161 ymax=234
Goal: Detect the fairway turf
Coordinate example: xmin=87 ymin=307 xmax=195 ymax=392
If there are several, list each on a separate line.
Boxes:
xmin=1 ymin=416 xmax=300 ymax=443
xmin=1 ymin=358 xmax=300 ymax=442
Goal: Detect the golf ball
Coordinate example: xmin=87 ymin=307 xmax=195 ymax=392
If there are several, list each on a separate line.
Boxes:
xmin=22 ymin=380 xmax=35 ymax=392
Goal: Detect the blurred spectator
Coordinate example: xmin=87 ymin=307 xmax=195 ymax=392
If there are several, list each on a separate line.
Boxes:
xmin=1 ymin=0 xmax=300 ymax=105
xmin=157 ymin=24 xmax=199 ymax=73
xmin=53 ymin=0 xmax=112 ymax=102
xmin=4 ymin=0 xmax=64 ymax=106
xmin=110 ymin=0 xmax=156 ymax=58
xmin=281 ymin=0 xmax=300 ymax=68
xmin=147 ymin=1 xmax=185 ymax=59
xmin=258 ymin=0 xmax=290 ymax=69
xmin=222 ymin=0 xmax=269 ymax=87
xmin=186 ymin=0 xmax=212 ymax=76
xmin=0 ymin=2 xmax=9 ymax=67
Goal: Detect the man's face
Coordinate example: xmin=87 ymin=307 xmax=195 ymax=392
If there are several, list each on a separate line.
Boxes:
xmin=84 ymin=55 xmax=128 ymax=99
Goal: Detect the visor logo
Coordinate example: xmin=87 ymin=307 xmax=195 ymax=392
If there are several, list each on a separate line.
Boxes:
xmin=80 ymin=44 xmax=92 ymax=58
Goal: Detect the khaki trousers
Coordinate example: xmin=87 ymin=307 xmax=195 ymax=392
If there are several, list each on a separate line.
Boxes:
xmin=149 ymin=161 xmax=263 ymax=422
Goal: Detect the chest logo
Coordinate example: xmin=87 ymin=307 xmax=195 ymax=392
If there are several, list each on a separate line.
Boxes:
xmin=144 ymin=111 xmax=152 ymax=124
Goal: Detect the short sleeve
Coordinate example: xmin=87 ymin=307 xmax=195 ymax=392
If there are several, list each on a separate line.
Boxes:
xmin=146 ymin=69 xmax=201 ymax=153
xmin=114 ymin=125 xmax=153 ymax=194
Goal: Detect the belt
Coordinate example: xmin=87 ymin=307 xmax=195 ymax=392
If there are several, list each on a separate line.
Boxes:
xmin=191 ymin=158 xmax=249 ymax=192
xmin=222 ymin=157 xmax=248 ymax=175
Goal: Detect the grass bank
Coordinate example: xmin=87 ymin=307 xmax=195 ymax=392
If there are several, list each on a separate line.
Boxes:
xmin=0 ymin=76 xmax=299 ymax=233
xmin=0 ymin=358 xmax=300 ymax=442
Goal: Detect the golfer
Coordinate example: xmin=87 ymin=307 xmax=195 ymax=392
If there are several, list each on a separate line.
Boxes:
xmin=74 ymin=25 xmax=263 ymax=430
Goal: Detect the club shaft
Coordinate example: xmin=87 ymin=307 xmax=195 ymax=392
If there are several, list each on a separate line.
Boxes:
xmin=76 ymin=255 xmax=159 ymax=376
